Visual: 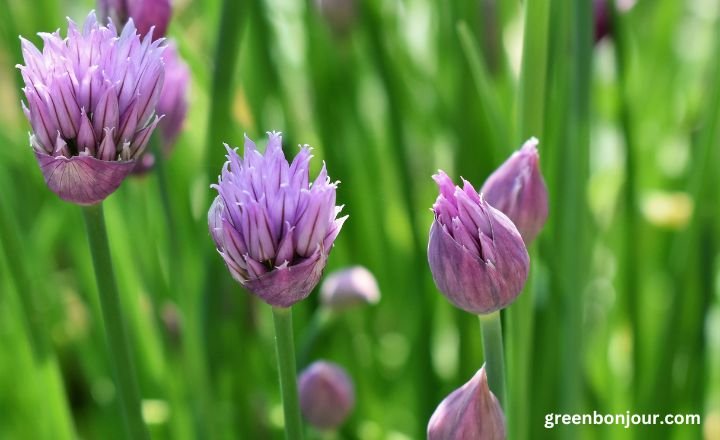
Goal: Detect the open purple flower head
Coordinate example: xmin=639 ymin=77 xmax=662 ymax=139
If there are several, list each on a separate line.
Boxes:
xmin=299 ymin=361 xmax=355 ymax=430
xmin=428 ymin=171 xmax=529 ymax=314
xmin=428 ymin=365 xmax=506 ymax=440
xmin=481 ymin=137 xmax=548 ymax=244
xmin=17 ymin=11 xmax=165 ymax=204
xmin=209 ymin=132 xmax=347 ymax=308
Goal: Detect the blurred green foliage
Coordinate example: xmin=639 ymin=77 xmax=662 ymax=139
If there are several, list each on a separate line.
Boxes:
xmin=0 ymin=0 xmax=719 ymax=439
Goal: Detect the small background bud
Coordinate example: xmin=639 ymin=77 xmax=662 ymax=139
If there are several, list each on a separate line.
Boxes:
xmin=298 ymin=360 xmax=355 ymax=430
xmin=320 ymin=266 xmax=380 ymax=311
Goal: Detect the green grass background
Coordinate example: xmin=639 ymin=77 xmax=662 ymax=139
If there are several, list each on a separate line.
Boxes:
xmin=0 ymin=0 xmax=719 ymax=438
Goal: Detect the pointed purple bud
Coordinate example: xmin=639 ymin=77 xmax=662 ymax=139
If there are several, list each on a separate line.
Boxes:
xmin=128 ymin=0 xmax=172 ymax=40
xmin=320 ymin=266 xmax=380 ymax=311
xmin=298 ymin=361 xmax=355 ymax=430
xmin=209 ymin=133 xmax=347 ymax=308
xmin=428 ymin=171 xmax=529 ymax=314
xmin=428 ymin=365 xmax=506 ymax=440
xmin=480 ymin=138 xmax=548 ymax=244
xmin=17 ymin=11 xmax=164 ymax=204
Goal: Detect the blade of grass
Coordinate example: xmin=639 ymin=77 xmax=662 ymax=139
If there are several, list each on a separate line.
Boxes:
xmin=557 ymin=2 xmax=592 ymax=436
xmin=456 ymin=21 xmax=510 ymax=161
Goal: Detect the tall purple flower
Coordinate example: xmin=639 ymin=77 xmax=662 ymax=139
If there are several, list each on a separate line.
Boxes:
xmin=481 ymin=138 xmax=548 ymax=244
xmin=17 ymin=12 xmax=165 ymax=204
xmin=209 ymin=132 xmax=347 ymax=307
xmin=428 ymin=171 xmax=529 ymax=314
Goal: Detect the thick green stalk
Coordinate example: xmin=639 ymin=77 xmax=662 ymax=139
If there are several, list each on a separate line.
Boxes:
xmin=508 ymin=1 xmax=550 ymax=438
xmin=479 ymin=311 xmax=506 ymax=407
xmin=272 ymin=307 xmax=304 ymax=440
xmin=82 ymin=204 xmax=149 ymax=440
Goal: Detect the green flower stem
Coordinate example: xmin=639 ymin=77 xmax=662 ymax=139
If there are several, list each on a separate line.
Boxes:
xmin=272 ymin=307 xmax=304 ymax=440
xmin=82 ymin=204 xmax=148 ymax=440
xmin=479 ymin=311 xmax=506 ymax=407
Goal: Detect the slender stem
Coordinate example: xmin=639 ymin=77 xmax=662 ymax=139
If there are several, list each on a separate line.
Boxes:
xmin=479 ymin=311 xmax=506 ymax=407
xmin=82 ymin=204 xmax=149 ymax=440
xmin=272 ymin=307 xmax=304 ymax=440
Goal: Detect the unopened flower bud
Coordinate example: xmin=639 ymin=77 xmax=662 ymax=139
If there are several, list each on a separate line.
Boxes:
xmin=428 ymin=171 xmax=529 ymax=314
xmin=428 ymin=365 xmax=506 ymax=440
xmin=320 ymin=266 xmax=380 ymax=310
xmin=481 ymin=138 xmax=548 ymax=244
xmin=298 ymin=361 xmax=355 ymax=430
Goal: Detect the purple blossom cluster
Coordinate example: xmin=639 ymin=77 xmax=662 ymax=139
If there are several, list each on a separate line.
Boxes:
xmin=18 ymin=12 xmax=165 ymax=204
xmin=209 ymin=132 xmax=347 ymax=307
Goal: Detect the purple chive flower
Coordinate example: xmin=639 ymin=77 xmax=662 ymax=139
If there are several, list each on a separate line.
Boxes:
xmin=320 ymin=266 xmax=380 ymax=310
xmin=298 ymin=361 xmax=355 ymax=430
xmin=428 ymin=365 xmax=506 ymax=440
xmin=99 ymin=0 xmax=172 ymax=40
xmin=428 ymin=171 xmax=529 ymax=314
xmin=480 ymin=138 xmax=548 ymax=244
xmin=17 ymin=12 xmax=165 ymax=205
xmin=208 ymin=132 xmax=347 ymax=308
